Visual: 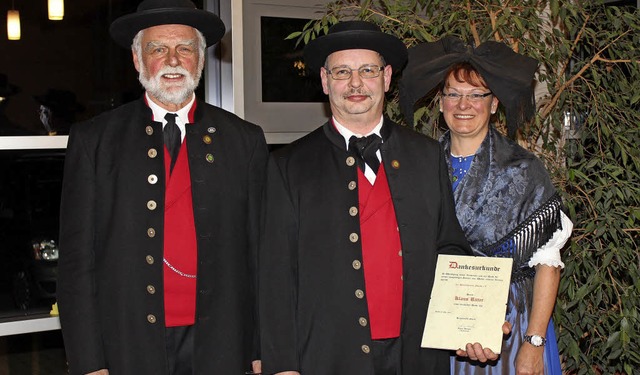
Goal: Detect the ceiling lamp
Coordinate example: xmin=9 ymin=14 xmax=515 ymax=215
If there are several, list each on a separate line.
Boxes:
xmin=7 ymin=10 xmax=20 ymax=40
xmin=48 ymin=0 xmax=64 ymax=21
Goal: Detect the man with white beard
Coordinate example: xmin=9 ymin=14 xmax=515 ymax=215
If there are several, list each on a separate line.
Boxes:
xmin=57 ymin=1 xmax=267 ymax=374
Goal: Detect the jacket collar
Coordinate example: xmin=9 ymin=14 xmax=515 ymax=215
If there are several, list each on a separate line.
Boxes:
xmin=323 ymin=117 xmax=393 ymax=152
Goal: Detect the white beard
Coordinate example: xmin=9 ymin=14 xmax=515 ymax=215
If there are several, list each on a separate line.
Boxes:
xmin=138 ymin=64 xmax=202 ymax=106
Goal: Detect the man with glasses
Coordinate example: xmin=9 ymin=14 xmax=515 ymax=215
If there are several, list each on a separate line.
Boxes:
xmin=259 ymin=21 xmax=502 ymax=375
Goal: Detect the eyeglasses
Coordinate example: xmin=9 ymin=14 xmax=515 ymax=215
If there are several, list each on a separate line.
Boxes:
xmin=442 ymin=91 xmax=493 ymax=102
xmin=325 ymin=65 xmax=385 ymax=80
xmin=144 ymin=42 xmax=198 ymax=58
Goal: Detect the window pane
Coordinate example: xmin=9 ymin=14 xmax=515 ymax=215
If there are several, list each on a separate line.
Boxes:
xmin=0 ymin=0 xmax=204 ymax=136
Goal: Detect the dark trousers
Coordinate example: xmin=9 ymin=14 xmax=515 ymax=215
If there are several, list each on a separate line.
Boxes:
xmin=166 ymin=325 xmax=195 ymax=375
xmin=372 ymin=337 xmax=402 ymax=375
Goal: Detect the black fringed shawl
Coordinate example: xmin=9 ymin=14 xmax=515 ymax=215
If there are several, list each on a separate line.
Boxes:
xmin=441 ymin=127 xmax=564 ymax=312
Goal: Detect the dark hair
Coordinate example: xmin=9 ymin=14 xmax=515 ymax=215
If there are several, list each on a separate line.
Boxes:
xmin=442 ymin=62 xmax=489 ymax=90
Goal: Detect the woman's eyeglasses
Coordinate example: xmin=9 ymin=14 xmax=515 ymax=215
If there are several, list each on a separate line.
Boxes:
xmin=442 ymin=91 xmax=493 ymax=102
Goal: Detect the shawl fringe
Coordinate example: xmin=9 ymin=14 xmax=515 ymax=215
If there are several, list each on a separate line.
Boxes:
xmin=478 ymin=192 xmax=564 ymax=312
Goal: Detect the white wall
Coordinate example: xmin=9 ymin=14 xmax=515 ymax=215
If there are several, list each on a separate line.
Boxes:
xmin=219 ymin=0 xmax=331 ymax=144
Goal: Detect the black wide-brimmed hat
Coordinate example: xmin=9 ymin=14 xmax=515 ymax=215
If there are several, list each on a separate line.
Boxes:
xmin=109 ymin=0 xmax=225 ymax=48
xmin=399 ymin=36 xmax=538 ymax=137
xmin=303 ymin=20 xmax=407 ymax=74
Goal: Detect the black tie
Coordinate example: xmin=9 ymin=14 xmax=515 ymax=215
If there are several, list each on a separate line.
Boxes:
xmin=164 ymin=113 xmax=181 ymax=173
xmin=349 ymin=134 xmax=382 ymax=174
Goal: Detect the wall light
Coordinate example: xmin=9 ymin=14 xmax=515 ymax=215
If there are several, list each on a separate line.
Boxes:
xmin=48 ymin=0 xmax=64 ymax=21
xmin=7 ymin=10 xmax=20 ymax=40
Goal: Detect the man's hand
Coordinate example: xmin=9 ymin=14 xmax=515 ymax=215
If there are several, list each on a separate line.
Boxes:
xmin=86 ymin=370 xmax=109 ymax=375
xmin=502 ymin=321 xmax=512 ymax=335
xmin=251 ymin=360 xmax=262 ymax=374
xmin=455 ymin=342 xmax=500 ymax=362
xmin=275 ymin=372 xmax=301 ymax=375
xmin=455 ymin=321 xmax=512 ymax=362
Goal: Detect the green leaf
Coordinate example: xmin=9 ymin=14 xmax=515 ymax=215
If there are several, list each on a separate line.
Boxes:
xmin=550 ymin=0 xmax=560 ymax=18
xmin=285 ymin=31 xmax=302 ymax=40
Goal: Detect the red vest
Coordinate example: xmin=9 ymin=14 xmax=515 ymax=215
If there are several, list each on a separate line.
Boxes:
xmin=163 ymin=105 xmax=198 ymax=327
xmin=358 ymin=164 xmax=403 ymax=339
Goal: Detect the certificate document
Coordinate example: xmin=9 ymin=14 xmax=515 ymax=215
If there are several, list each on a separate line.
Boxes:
xmin=421 ymin=254 xmax=513 ymax=352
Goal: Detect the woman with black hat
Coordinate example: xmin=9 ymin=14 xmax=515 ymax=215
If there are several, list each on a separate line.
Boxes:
xmin=400 ymin=37 xmax=572 ymax=375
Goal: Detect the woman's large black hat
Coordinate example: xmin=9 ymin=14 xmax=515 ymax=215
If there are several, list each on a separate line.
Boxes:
xmin=110 ymin=0 xmax=225 ymax=48
xmin=399 ymin=36 xmax=539 ymax=137
xmin=303 ymin=21 xmax=407 ymax=74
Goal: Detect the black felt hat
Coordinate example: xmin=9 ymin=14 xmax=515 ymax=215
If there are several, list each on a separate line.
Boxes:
xmin=303 ymin=20 xmax=407 ymax=74
xmin=399 ymin=36 xmax=539 ymax=137
xmin=109 ymin=0 xmax=225 ymax=48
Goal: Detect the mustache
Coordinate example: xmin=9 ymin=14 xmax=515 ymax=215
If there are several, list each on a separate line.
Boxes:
xmin=343 ymin=88 xmax=371 ymax=99
xmin=155 ymin=66 xmax=191 ymax=78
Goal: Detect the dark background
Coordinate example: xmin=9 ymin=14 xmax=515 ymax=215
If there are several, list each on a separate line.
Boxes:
xmin=260 ymin=16 xmax=326 ymax=103
xmin=0 ymin=0 xmax=202 ymax=314
xmin=0 ymin=0 xmax=204 ymax=136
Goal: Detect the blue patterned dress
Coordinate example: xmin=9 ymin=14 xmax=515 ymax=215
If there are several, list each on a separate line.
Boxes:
xmin=442 ymin=127 xmax=564 ymax=375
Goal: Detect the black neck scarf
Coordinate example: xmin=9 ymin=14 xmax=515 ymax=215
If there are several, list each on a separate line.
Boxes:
xmin=349 ymin=134 xmax=382 ymax=174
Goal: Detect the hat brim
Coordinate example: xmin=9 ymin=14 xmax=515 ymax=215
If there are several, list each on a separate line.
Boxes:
xmin=304 ymin=30 xmax=408 ymax=74
xmin=110 ymin=8 xmax=225 ymax=48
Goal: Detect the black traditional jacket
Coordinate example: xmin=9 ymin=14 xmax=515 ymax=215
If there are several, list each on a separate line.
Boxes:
xmin=58 ymin=98 xmax=267 ymax=375
xmin=260 ymin=119 xmax=471 ymax=375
